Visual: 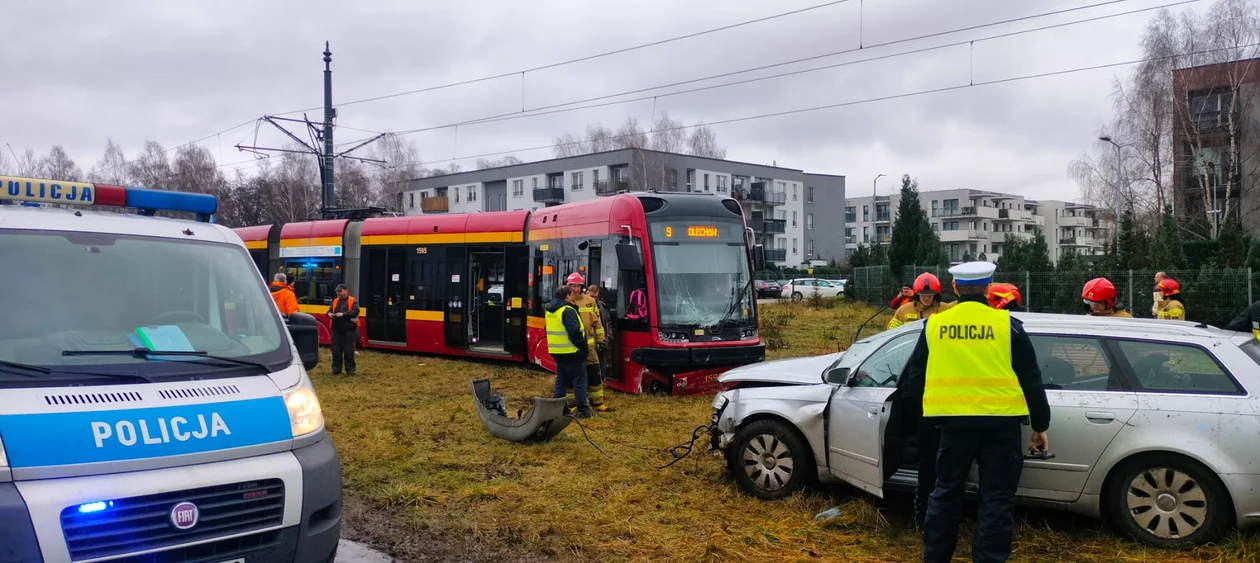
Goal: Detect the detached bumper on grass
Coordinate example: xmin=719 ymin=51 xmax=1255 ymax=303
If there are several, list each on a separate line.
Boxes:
xmin=472 ymin=378 xmax=572 ymax=443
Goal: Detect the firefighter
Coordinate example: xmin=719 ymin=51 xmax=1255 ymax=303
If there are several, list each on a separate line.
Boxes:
xmin=1082 ymin=278 xmax=1132 ymax=317
xmin=986 ymin=282 xmax=1023 ymax=312
xmin=889 ymin=273 xmax=942 ymax=329
xmin=1227 ymin=300 xmax=1260 ymax=338
xmin=1155 ymin=278 xmax=1185 ymax=320
xmin=569 ymin=273 xmax=611 ymax=412
xmin=546 ymin=285 xmax=592 ymax=418
xmin=269 ymin=273 xmax=298 ymax=317
xmin=904 ymin=261 xmax=1051 ymax=563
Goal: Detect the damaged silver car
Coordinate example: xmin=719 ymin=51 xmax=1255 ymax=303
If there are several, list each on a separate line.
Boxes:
xmin=710 ymin=314 xmax=1260 ymax=547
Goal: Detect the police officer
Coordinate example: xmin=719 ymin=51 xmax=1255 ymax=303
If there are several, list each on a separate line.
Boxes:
xmin=1155 ymin=278 xmax=1185 ymax=320
xmin=568 ymin=273 xmax=611 ymax=412
xmin=889 ymin=273 xmax=942 ymax=329
xmin=546 ymin=285 xmax=592 ymax=418
xmin=1082 ymin=278 xmax=1132 ymax=317
xmin=327 ymin=284 xmax=360 ymax=375
xmin=904 ymin=262 xmax=1051 ymax=563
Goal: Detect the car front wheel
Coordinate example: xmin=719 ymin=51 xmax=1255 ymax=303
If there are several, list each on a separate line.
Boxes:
xmin=727 ymin=419 xmax=813 ymax=500
xmin=791 ymin=292 xmax=803 ymax=302
xmin=1107 ymin=454 xmax=1230 ymax=547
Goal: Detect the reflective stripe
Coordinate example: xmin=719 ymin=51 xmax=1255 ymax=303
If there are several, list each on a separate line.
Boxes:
xmin=888 ymin=318 xmax=904 ymax=329
xmin=924 ymin=301 xmax=1028 ymax=417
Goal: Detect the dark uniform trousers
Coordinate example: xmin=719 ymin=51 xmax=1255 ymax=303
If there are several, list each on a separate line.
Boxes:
xmin=330 ymin=330 xmax=357 ymax=375
xmin=923 ymin=421 xmax=1024 ymax=563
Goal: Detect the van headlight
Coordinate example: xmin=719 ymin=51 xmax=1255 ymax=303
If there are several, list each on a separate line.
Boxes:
xmin=284 ymin=374 xmax=325 ymax=437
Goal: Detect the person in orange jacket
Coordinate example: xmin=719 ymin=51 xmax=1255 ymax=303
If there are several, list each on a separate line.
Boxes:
xmin=269 ymin=273 xmax=299 ymax=317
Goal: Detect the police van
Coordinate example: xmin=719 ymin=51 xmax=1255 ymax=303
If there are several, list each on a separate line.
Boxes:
xmin=0 ymin=176 xmax=341 ymax=562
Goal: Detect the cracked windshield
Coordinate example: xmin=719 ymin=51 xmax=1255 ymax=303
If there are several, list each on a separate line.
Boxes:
xmin=649 ymin=221 xmax=753 ymax=328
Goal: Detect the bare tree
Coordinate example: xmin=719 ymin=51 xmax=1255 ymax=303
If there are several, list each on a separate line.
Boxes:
xmin=0 ymin=144 xmax=10 ymax=175
xmin=614 ymin=117 xmax=649 ymax=150
xmin=650 ymin=112 xmax=687 ymax=153
xmin=170 ymin=145 xmax=225 ymax=194
xmin=335 ymin=159 xmax=376 ymax=208
xmin=129 ymin=141 xmax=173 ymax=190
xmin=475 ymin=156 xmax=523 ymax=170
xmin=89 ymin=140 xmax=131 ymax=186
xmin=41 ymin=146 xmax=82 ymax=181
xmin=687 ymin=123 xmax=726 ymax=159
xmin=370 ymin=133 xmax=422 ymax=212
xmin=14 ymin=149 xmax=41 ymax=177
xmin=270 ymin=149 xmax=320 ymax=223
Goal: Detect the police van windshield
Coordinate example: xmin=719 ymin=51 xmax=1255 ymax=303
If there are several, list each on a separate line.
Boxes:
xmin=0 ymin=230 xmax=287 ymax=378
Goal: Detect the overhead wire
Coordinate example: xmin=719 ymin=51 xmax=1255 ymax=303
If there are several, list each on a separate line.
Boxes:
xmin=399 ymin=41 xmax=1258 ymax=170
xmin=390 ymin=0 xmax=1193 ymax=137
xmin=272 ymin=0 xmax=854 ymax=116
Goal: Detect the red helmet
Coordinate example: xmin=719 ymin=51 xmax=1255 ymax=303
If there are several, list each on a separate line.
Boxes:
xmin=986 ymin=282 xmax=1022 ymax=310
xmin=1158 ymin=278 xmax=1181 ymax=296
xmin=912 ymin=272 xmax=941 ymax=296
xmin=566 ymin=272 xmax=585 ymax=285
xmin=1082 ymin=278 xmax=1117 ymax=308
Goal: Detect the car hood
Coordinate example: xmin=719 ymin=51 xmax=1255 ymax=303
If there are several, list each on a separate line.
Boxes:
xmin=719 ymin=352 xmax=842 ymax=385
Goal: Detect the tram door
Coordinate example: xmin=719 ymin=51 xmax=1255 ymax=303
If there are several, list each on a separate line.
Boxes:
xmin=468 ymin=252 xmax=506 ymax=352
xmin=365 ymin=246 xmax=408 ymax=344
xmin=503 ymin=245 xmax=529 ymax=355
xmin=587 ymin=243 xmax=617 ymax=381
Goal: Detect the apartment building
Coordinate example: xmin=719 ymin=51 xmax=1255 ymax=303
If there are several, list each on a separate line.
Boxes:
xmin=403 ymin=148 xmax=846 ymax=267
xmin=1171 ymin=57 xmax=1260 ymax=233
xmin=844 ymin=189 xmax=1112 ymax=264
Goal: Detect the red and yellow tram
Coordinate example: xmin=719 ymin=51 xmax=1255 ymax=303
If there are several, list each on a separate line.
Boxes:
xmin=234 ymin=192 xmax=765 ymax=395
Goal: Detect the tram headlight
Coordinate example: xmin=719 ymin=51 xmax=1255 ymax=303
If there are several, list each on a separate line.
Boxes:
xmin=284 ymin=373 xmax=325 ymax=437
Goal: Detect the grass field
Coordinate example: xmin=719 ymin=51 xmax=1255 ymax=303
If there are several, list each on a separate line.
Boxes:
xmin=316 ymin=300 xmax=1260 ymax=562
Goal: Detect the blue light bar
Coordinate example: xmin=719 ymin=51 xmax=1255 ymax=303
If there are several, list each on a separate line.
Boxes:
xmin=77 ymin=500 xmax=114 ymax=514
xmin=124 ymin=188 xmax=218 ymax=217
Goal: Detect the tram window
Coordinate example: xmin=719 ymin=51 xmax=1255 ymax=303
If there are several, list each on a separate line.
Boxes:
xmin=598 ymin=237 xmax=619 ymax=305
xmin=286 ymin=258 xmax=340 ymax=305
xmin=619 ymin=269 xmax=649 ymax=329
xmin=409 ymin=258 xmax=449 ymax=311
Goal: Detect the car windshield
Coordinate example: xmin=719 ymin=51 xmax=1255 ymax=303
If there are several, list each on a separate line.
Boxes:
xmin=823 ymin=334 xmax=887 ymax=375
xmin=649 ymin=221 xmax=753 ymax=328
xmin=0 ymin=229 xmax=287 ymax=378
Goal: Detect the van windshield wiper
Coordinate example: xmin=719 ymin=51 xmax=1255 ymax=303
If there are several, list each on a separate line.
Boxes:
xmin=0 ymin=359 xmax=52 ymax=377
xmin=62 ymin=349 xmax=273 ymax=372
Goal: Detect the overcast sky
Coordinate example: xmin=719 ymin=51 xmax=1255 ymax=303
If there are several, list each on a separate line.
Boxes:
xmin=0 ymin=0 xmax=1215 ymax=203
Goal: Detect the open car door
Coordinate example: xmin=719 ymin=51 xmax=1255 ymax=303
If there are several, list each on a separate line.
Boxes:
xmin=825 ymin=331 xmax=919 ymax=497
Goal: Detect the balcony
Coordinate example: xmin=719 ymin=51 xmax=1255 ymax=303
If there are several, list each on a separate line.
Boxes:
xmin=845 ymin=236 xmax=857 ymax=244
xmin=747 ymin=183 xmax=787 ymax=205
xmin=1060 ymin=215 xmax=1091 ymax=228
xmin=420 ymin=196 xmax=449 ymax=213
xmin=533 ymin=187 xmax=565 ymax=204
xmin=874 ymin=211 xmax=891 ymax=223
xmin=997 ymin=209 xmax=1027 ymax=221
xmin=594 ymin=180 xmax=630 ymax=196
xmin=874 ymin=234 xmax=892 ymax=244
xmin=938 ymin=229 xmax=986 ymax=242
xmin=937 ymin=207 xmax=975 ymax=218
xmin=764 ymin=248 xmax=787 ymax=262
xmin=761 ymin=218 xmax=787 ymax=234
xmin=844 ymin=213 xmax=856 ymax=223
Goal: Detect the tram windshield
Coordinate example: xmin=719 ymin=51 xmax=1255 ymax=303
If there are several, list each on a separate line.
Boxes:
xmin=649 ymin=220 xmax=754 ymax=329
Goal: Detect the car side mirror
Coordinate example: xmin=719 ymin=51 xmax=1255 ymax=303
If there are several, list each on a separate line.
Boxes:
xmin=824 ymin=367 xmax=850 ymax=384
xmin=752 ymin=244 xmax=766 ymax=271
xmin=615 ymin=243 xmax=644 ymax=271
xmin=286 ymin=312 xmax=321 ymax=371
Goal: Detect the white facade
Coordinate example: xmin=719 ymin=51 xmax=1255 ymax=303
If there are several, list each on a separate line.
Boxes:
xmin=844 ymin=189 xmax=1111 ymax=265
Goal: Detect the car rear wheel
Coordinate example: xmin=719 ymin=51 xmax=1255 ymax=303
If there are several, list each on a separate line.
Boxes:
xmin=727 ymin=419 xmax=813 ymax=500
xmin=1107 ymin=454 xmax=1230 ymax=547
xmin=791 ymin=291 xmax=803 ymax=302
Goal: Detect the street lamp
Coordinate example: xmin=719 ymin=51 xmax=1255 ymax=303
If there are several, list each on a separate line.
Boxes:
xmin=872 ymin=174 xmax=885 ymax=247
xmin=1099 ymin=136 xmax=1123 ymax=222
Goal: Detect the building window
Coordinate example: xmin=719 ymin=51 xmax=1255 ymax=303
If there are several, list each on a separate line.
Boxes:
xmin=792 ymin=184 xmax=798 ymax=201
xmin=718 ymin=176 xmax=727 ymax=192
xmin=593 ymin=169 xmax=600 ymax=184
xmin=664 ymin=168 xmax=676 ymax=189
xmin=863 ymin=205 xmax=869 ymax=221
xmin=792 ymin=211 xmax=798 ymax=227
xmin=1189 ymin=89 xmax=1234 ymax=129
xmin=863 ymin=226 xmax=869 ymax=242
xmin=687 ymin=169 xmax=695 ymax=190
xmin=468 ymin=186 xmax=477 ymax=202
xmin=931 ymin=200 xmax=939 ymax=217
xmin=806 ymin=213 xmax=814 ymax=229
xmin=844 ymin=206 xmax=856 ymax=222
xmin=807 ymin=186 xmax=814 ymax=203
xmin=704 ymin=173 xmax=710 ymax=191
xmin=512 ymin=179 xmax=524 ymax=197
xmin=792 ymin=238 xmax=798 ymax=254
xmin=408 ymin=192 xmax=415 ymax=209
xmin=807 ymin=239 xmax=814 ymax=255
xmin=532 ymin=177 xmax=539 ymax=189
xmin=455 ymin=190 xmax=459 ymax=203
xmin=571 ymin=171 xmax=584 ymax=191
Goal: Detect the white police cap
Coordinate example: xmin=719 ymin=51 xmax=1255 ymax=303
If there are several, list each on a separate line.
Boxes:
xmin=948 ymin=261 xmax=996 ymax=285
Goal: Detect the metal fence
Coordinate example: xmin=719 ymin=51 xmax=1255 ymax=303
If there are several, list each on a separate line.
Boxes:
xmin=849 ymin=265 xmax=1256 ymax=329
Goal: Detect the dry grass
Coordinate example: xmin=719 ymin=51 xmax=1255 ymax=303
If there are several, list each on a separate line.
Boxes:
xmin=316 ymin=301 xmax=1260 ymax=562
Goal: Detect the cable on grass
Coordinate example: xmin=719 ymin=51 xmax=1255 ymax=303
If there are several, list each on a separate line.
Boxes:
xmin=567 ymin=417 xmax=717 ymax=469
xmin=564 ymin=415 xmax=613 ymax=459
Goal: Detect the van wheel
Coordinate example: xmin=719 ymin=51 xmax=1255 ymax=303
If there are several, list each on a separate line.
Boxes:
xmin=1106 ymin=454 xmax=1230 ymax=547
xmin=791 ymin=292 xmax=803 ymax=302
xmin=727 ymin=420 xmax=813 ymax=500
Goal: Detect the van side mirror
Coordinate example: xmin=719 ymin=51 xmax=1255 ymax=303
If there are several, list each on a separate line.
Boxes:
xmin=615 ymin=243 xmax=644 ymax=271
xmin=753 ymin=244 xmax=766 ymax=272
xmin=824 ymin=367 xmax=849 ymax=384
xmin=287 ymin=312 xmax=321 ymax=371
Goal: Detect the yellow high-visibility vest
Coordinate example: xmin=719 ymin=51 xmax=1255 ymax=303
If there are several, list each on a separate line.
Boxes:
xmin=545 ymin=304 xmax=584 ymax=355
xmin=924 ymin=301 xmax=1029 ymax=418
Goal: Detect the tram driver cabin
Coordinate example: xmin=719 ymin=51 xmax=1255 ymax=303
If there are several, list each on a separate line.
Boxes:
xmin=234 ymin=192 xmax=767 ymax=395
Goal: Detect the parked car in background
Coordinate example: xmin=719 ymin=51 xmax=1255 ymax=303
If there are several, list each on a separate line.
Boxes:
xmin=826 ymin=279 xmax=846 ymax=292
xmin=710 ymin=313 xmax=1260 ymax=548
xmin=755 ymin=280 xmax=781 ymax=299
xmin=781 ymin=278 xmax=844 ymax=301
